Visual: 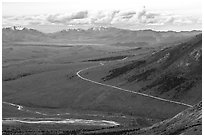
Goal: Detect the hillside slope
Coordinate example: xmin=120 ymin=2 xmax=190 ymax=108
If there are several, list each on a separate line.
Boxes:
xmin=101 ymin=34 xmax=202 ymax=105
xmin=82 ymin=102 xmax=201 ymax=135
xmin=130 ymin=101 xmax=202 ymax=135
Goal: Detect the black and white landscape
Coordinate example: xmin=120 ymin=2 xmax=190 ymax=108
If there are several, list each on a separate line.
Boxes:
xmin=2 ymin=0 xmax=202 ymax=135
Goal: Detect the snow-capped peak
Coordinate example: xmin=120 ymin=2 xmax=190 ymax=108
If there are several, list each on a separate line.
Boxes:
xmin=89 ymin=26 xmax=108 ymax=31
xmin=12 ymin=26 xmax=25 ymax=30
xmin=3 ymin=26 xmax=30 ymax=31
xmin=63 ymin=28 xmax=84 ymax=32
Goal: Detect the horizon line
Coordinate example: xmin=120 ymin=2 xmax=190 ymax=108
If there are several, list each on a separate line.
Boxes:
xmin=2 ymin=25 xmax=202 ymax=34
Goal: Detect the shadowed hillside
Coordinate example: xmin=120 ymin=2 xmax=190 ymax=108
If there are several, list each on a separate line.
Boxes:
xmin=81 ymin=102 xmax=201 ymax=135
xmin=130 ymin=101 xmax=202 ymax=135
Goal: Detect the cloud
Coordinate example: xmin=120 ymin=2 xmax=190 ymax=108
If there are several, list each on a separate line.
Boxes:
xmin=46 ymin=11 xmax=88 ymax=24
xmin=3 ymin=14 xmax=47 ymax=26
xmin=2 ymin=9 xmax=201 ymax=30
xmin=136 ymin=8 xmax=161 ymax=24
xmin=28 ymin=21 xmax=43 ymax=25
xmin=163 ymin=15 xmax=201 ymax=26
xmin=121 ymin=11 xmax=136 ymax=19
xmin=89 ymin=10 xmax=120 ymax=25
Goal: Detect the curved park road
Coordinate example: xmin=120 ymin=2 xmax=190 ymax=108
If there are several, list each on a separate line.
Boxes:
xmin=76 ymin=58 xmax=193 ymax=108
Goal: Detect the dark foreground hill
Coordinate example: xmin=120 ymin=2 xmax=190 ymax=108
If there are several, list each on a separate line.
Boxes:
xmin=81 ymin=102 xmax=201 ymax=135
xmin=3 ymin=102 xmax=200 ymax=135
xmin=102 ymin=34 xmax=202 ymax=105
xmin=131 ymin=101 xmax=202 ymax=135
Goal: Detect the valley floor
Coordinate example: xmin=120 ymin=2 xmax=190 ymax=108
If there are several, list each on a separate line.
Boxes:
xmin=2 ymin=42 xmax=201 ymax=134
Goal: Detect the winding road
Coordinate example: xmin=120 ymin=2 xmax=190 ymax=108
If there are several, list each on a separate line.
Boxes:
xmin=76 ymin=57 xmax=193 ymax=108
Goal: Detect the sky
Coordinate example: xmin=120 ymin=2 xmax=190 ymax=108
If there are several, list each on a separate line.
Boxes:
xmin=2 ymin=0 xmax=202 ymax=33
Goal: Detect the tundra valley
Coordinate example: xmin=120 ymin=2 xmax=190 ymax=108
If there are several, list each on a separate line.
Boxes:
xmin=2 ymin=25 xmax=202 ymax=135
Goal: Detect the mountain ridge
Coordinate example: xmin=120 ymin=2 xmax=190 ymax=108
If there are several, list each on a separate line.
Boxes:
xmin=2 ymin=26 xmax=202 ymax=34
xmin=3 ymin=26 xmax=201 ymax=45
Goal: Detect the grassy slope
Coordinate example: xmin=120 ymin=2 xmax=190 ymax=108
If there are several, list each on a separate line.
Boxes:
xmin=86 ymin=34 xmax=202 ymax=105
xmin=132 ymin=102 xmax=202 ymax=135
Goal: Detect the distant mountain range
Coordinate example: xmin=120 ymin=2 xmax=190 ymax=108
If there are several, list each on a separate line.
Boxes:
xmin=2 ymin=26 xmax=201 ymax=46
xmin=2 ymin=26 xmax=49 ymax=43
